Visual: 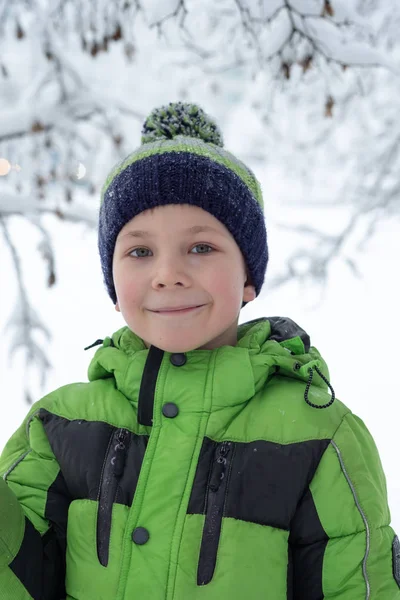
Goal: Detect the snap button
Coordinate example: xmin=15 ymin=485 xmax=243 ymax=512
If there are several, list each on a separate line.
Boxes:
xmin=162 ymin=403 xmax=179 ymax=418
xmin=132 ymin=527 xmax=150 ymax=545
xmin=170 ymin=353 xmax=187 ymax=366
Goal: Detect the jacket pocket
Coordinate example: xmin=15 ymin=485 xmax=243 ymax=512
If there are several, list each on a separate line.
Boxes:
xmin=96 ymin=428 xmax=128 ymax=567
xmin=197 ymin=441 xmax=233 ymax=586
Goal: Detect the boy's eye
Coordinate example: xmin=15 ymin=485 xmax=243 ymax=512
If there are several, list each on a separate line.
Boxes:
xmin=129 ymin=244 xmax=213 ymax=258
xmin=130 ymin=247 xmax=151 ymax=258
xmin=191 ymin=244 xmax=213 ymax=254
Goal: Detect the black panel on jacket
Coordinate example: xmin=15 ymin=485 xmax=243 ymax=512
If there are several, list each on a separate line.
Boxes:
xmin=41 ymin=527 xmax=68 ymax=599
xmin=40 ymin=409 xmax=114 ymax=499
xmin=114 ymin=433 xmax=149 ymax=506
xmin=39 ymin=409 xmax=148 ymax=507
xmin=288 ymin=538 xmax=327 ymax=599
xmin=45 ymin=469 xmax=70 ymax=540
xmin=187 ymin=438 xmax=217 ymax=514
xmin=226 ymin=438 xmax=330 ymax=529
xmin=288 ymin=487 xmax=328 ymax=599
xmin=9 ymin=517 xmax=42 ymax=600
xmin=138 ymin=344 xmax=165 ymax=425
xmin=44 ymin=469 xmax=71 ymax=598
xmin=289 ymin=488 xmax=328 ymax=546
xmin=188 ymin=437 xmax=330 ymax=530
xmin=9 ymin=517 xmax=65 ymax=600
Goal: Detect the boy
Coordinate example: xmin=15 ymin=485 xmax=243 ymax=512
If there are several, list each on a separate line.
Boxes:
xmin=0 ymin=102 xmax=399 ymax=599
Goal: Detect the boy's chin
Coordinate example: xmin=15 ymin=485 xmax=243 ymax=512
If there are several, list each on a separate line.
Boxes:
xmin=141 ymin=334 xmax=210 ymax=353
xmin=147 ymin=341 xmax=202 ymax=353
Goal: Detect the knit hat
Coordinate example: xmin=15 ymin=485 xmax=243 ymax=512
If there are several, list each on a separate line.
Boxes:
xmin=98 ymin=102 xmax=268 ymax=306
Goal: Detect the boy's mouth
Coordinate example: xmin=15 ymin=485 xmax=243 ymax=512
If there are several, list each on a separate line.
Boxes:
xmin=150 ymin=305 xmax=205 ymax=315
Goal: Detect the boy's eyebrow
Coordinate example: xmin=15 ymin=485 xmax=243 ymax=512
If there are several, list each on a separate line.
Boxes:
xmin=123 ymin=225 xmax=224 ymax=238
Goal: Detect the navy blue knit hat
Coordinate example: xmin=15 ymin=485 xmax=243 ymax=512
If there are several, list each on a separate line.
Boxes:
xmin=99 ymin=102 xmax=268 ymax=305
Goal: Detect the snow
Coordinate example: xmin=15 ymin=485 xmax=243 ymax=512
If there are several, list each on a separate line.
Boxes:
xmin=259 ymin=9 xmax=292 ymax=59
xmin=141 ymin=0 xmax=184 ymax=27
xmin=303 ymin=17 xmax=399 ymax=71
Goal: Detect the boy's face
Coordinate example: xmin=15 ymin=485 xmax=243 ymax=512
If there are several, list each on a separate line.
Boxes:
xmin=112 ymin=204 xmax=256 ymax=352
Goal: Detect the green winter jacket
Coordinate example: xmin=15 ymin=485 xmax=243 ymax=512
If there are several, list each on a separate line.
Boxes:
xmin=0 ymin=316 xmax=399 ymax=599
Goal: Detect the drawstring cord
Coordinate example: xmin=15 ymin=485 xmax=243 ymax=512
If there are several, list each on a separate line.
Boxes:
xmin=84 ymin=337 xmax=116 ymax=351
xmin=304 ymin=365 xmax=335 ymax=409
xmin=84 ymin=339 xmax=104 ymax=351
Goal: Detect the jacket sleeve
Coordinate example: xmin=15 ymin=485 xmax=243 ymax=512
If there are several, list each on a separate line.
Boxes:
xmin=0 ymin=403 xmax=70 ymax=600
xmin=289 ymin=412 xmax=400 ymax=599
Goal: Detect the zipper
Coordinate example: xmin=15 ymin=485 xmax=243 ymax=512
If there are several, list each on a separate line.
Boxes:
xmin=97 ymin=428 xmax=128 ymax=567
xmin=197 ymin=441 xmax=233 ymax=586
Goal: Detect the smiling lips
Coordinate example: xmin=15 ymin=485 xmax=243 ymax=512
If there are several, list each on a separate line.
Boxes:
xmin=151 ymin=305 xmax=205 ymax=315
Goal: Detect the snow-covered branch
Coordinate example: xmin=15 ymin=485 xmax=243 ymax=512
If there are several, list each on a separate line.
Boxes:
xmin=0 ymin=216 xmax=52 ymax=403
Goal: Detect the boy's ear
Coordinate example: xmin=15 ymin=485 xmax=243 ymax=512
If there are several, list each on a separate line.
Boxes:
xmin=243 ymin=285 xmax=256 ymax=304
xmin=243 ymin=276 xmax=256 ymax=303
xmin=115 ymin=302 xmax=120 ymax=312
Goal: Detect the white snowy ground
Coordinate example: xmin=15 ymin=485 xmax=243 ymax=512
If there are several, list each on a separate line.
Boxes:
xmin=1 ymin=160 xmax=399 ymax=534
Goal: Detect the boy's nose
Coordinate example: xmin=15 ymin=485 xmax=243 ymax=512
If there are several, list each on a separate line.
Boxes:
xmin=152 ymin=263 xmax=191 ymax=289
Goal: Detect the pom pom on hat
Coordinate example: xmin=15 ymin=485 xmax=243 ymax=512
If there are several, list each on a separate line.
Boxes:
xmin=141 ymin=102 xmax=224 ymax=147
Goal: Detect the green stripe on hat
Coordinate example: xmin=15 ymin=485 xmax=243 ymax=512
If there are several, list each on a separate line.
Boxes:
xmin=101 ymin=137 xmax=263 ymax=210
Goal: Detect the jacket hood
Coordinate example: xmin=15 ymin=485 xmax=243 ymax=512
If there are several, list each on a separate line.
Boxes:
xmin=87 ymin=317 xmax=333 ymax=410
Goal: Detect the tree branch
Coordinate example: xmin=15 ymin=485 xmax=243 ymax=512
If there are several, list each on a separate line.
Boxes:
xmin=0 ymin=215 xmax=52 ymax=403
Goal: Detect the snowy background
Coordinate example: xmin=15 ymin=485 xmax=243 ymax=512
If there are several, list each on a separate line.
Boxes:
xmin=1 ymin=0 xmax=399 ymax=533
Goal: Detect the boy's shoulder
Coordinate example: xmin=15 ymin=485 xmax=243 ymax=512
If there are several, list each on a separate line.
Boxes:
xmin=30 ymin=377 xmax=127 ymax=428
xmin=237 ymin=372 xmax=351 ymax=445
xmin=0 ymin=378 xmax=130 ymax=472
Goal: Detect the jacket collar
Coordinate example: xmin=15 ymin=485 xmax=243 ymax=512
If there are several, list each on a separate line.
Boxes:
xmin=87 ymin=317 xmax=330 ymax=412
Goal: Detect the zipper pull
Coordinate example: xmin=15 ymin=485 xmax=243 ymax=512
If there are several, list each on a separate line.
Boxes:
xmin=209 ymin=442 xmax=231 ymax=493
xmin=217 ymin=441 xmax=231 ymax=461
xmin=111 ymin=430 xmax=127 ymax=478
